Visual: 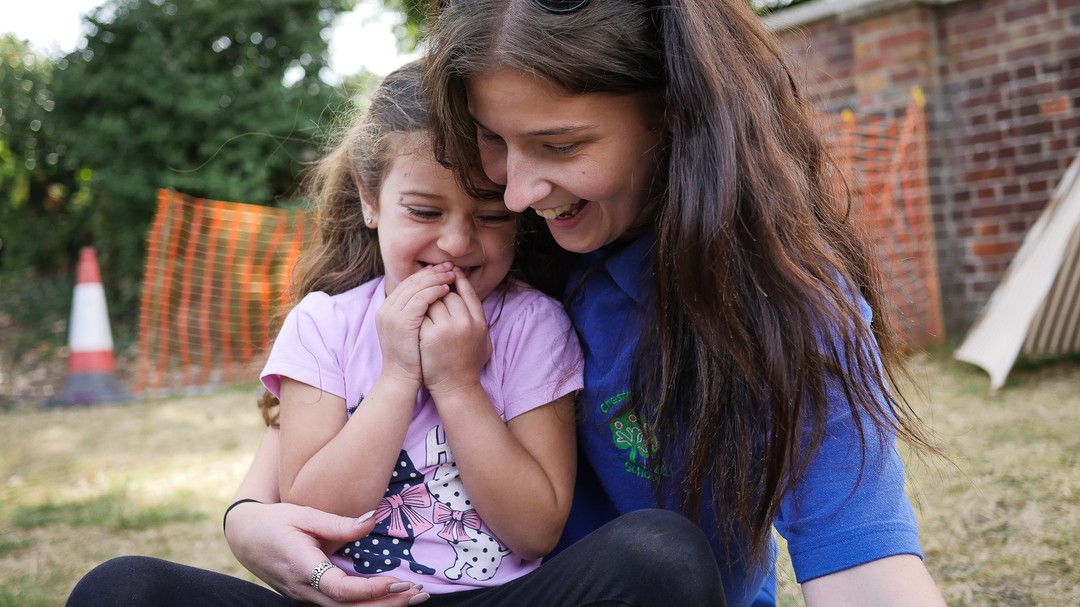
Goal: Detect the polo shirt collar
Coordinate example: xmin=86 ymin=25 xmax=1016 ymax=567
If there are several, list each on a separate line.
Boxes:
xmin=587 ymin=230 xmax=655 ymax=305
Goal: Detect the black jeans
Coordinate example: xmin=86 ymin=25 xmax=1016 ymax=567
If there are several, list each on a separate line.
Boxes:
xmin=67 ymin=509 xmax=726 ymax=607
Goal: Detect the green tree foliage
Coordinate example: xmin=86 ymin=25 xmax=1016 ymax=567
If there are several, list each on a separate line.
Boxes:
xmin=0 ymin=35 xmax=93 ymax=274
xmin=48 ymin=0 xmax=356 ymax=314
xmin=379 ymin=0 xmax=429 ymax=51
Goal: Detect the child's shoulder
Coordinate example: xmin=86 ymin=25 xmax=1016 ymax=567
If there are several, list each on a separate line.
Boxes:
xmin=489 ymin=279 xmax=573 ymax=332
xmin=500 ymin=279 xmax=567 ymax=311
xmin=292 ymin=277 xmax=384 ymax=318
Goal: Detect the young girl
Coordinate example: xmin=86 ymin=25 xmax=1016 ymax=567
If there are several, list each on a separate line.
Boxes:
xmin=262 ymin=60 xmax=582 ymax=598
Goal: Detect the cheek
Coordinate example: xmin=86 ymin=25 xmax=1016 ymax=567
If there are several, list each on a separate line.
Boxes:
xmin=484 ymin=227 xmax=518 ymax=261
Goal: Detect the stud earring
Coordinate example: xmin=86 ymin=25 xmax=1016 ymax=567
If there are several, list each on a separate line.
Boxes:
xmin=364 ymin=216 xmax=372 ymax=225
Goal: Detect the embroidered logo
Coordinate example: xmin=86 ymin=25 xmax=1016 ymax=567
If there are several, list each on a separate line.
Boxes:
xmin=601 ymin=392 xmax=666 ymax=481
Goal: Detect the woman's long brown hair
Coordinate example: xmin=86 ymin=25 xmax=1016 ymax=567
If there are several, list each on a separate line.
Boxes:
xmin=424 ymin=0 xmax=937 ymax=564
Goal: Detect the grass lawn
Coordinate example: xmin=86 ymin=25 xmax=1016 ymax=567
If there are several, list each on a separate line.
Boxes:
xmin=1 ymin=351 xmax=1077 ymax=606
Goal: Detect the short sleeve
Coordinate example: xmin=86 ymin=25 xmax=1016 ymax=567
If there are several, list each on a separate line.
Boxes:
xmin=774 ymin=299 xmax=922 ymax=582
xmin=489 ymin=291 xmax=584 ymax=422
xmin=260 ymin=292 xmax=348 ymax=400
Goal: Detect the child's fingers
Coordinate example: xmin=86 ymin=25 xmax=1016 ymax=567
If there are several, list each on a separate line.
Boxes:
xmin=451 ymin=268 xmax=485 ymax=321
xmin=399 ymin=284 xmax=451 ymax=320
xmin=424 ymin=299 xmax=451 ymax=324
xmin=385 ymin=264 xmax=454 ymax=311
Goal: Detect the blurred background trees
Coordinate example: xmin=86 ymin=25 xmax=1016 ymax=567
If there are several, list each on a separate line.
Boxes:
xmin=1 ymin=0 xmax=375 ymax=357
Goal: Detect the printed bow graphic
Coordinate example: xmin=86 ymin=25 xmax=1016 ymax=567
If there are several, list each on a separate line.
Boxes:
xmin=433 ymin=502 xmax=482 ymax=542
xmin=374 ymin=485 xmax=433 ymax=538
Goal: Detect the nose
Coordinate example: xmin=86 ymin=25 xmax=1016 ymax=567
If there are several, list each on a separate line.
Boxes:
xmin=501 ymin=150 xmax=553 ymax=213
xmin=437 ymin=216 xmax=476 ymax=259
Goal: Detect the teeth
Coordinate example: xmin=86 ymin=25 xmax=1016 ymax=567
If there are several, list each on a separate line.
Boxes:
xmin=535 ymin=200 xmax=585 ymax=219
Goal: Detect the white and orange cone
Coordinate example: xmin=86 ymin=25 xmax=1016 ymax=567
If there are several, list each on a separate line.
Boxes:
xmin=47 ymin=247 xmax=132 ymax=406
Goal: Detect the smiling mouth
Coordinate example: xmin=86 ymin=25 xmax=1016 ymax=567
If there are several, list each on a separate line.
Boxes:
xmin=535 ymin=200 xmax=587 ymax=220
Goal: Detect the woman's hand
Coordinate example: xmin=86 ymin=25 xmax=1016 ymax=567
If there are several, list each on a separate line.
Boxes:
xmin=419 ymin=268 xmax=493 ymax=396
xmin=225 ymin=501 xmax=428 ymax=606
xmin=376 ymin=262 xmax=456 ymax=386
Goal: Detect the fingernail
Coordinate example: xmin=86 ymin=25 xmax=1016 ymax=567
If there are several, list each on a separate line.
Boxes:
xmin=388 ymin=582 xmax=411 ymax=594
xmin=408 ymin=593 xmax=431 ymax=605
xmin=356 ymin=510 xmax=376 ymax=524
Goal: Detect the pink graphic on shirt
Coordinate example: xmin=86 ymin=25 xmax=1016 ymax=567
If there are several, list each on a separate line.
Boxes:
xmin=375 ymin=484 xmax=434 ymax=538
xmin=433 ymin=502 xmax=482 ymax=542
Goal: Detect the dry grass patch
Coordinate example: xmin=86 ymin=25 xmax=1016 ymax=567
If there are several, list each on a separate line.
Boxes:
xmin=0 ymin=386 xmax=267 ymax=607
xmin=1 ymin=352 xmax=1078 ymax=606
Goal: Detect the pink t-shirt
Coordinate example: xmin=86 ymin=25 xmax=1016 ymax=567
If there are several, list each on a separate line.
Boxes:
xmin=261 ymin=276 xmax=583 ymax=594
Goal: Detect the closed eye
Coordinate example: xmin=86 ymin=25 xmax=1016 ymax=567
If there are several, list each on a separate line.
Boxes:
xmin=406 ymin=207 xmax=440 ymax=220
xmin=546 ymin=143 xmax=579 ymax=154
xmin=477 ymin=213 xmax=515 ymax=225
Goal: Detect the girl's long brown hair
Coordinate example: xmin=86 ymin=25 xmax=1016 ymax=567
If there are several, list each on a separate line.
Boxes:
xmin=424 ymin=0 xmax=936 ymax=564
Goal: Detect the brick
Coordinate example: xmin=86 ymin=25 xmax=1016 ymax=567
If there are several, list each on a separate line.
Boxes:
xmin=881 ymin=29 xmax=932 ymax=51
xmin=1048 ymin=137 xmax=1071 ymax=152
xmin=976 ymin=220 xmax=1001 ymax=236
xmin=1004 ymin=2 xmax=1050 ymax=23
xmin=1019 ymin=103 xmax=1042 ymax=117
xmin=972 ymin=240 xmax=1020 ymax=257
xmin=996 ymin=147 xmax=1018 ymax=160
xmin=989 ymin=70 xmax=1011 ymax=86
xmin=950 ymin=13 xmax=998 ymax=37
xmin=1006 ymin=41 xmax=1049 ymax=63
xmin=1014 ymin=120 xmax=1056 ymax=137
xmin=1006 ymin=219 xmax=1033 ymax=233
xmin=1041 ymin=94 xmax=1072 ymax=115
xmin=1014 ymin=158 xmax=1061 ymax=175
xmin=965 ymin=167 xmax=1009 ymax=181
xmin=958 ymin=54 xmax=1001 ymax=73
xmin=1027 ymin=180 xmax=1051 ymax=194
xmin=1020 ymin=141 xmax=1044 ymax=155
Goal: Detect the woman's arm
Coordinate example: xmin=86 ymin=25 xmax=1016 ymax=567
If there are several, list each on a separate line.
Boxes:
xmin=225 ymin=428 xmax=427 ymax=606
xmin=802 ymin=554 xmax=945 ymax=607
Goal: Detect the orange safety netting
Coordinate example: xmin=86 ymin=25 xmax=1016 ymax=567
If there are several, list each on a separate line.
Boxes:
xmin=827 ymin=89 xmax=943 ymax=349
xmin=134 ymin=189 xmax=308 ymax=397
xmin=134 ymin=95 xmax=941 ymax=396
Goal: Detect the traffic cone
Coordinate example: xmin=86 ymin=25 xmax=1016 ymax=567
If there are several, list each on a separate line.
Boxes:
xmin=45 ymin=247 xmax=132 ymax=407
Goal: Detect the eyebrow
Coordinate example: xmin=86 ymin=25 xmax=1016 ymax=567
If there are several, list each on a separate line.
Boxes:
xmin=398 ymin=190 xmax=443 ymax=200
xmin=473 ymin=116 xmax=595 ymax=138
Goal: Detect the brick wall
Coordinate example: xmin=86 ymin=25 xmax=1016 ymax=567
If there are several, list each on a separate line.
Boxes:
xmin=769 ymin=0 xmax=1080 ymax=335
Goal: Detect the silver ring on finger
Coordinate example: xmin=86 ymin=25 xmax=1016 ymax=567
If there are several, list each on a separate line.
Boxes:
xmin=310 ymin=560 xmax=337 ymax=592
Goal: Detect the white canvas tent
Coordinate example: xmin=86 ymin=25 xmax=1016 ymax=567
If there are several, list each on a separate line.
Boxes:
xmin=955 ymin=152 xmax=1080 ymax=392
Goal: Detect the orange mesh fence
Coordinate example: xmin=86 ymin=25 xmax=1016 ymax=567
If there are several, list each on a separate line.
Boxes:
xmin=823 ymin=90 xmax=943 ymax=349
xmin=134 ymin=189 xmax=308 ymax=397
xmin=134 ymin=98 xmax=940 ymax=396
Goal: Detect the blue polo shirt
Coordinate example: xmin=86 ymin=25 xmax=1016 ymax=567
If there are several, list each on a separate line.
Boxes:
xmin=553 ymin=231 xmax=922 ymax=607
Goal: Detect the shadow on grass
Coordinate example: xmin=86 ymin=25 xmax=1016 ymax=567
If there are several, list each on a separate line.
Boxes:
xmin=11 ymin=489 xmax=206 ymax=532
